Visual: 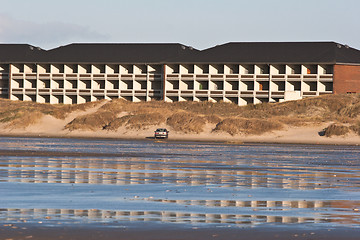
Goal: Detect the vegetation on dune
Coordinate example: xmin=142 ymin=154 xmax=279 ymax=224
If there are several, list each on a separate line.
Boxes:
xmin=323 ymin=124 xmax=350 ymax=137
xmin=64 ymin=111 xmax=116 ymax=131
xmin=350 ymin=121 xmax=360 ymax=135
xmin=213 ymin=118 xmax=283 ymax=136
xmin=103 ymin=115 xmax=133 ymax=131
xmin=1 ymin=94 xmax=360 ymax=136
xmin=166 ymin=112 xmax=207 ymax=134
xmin=0 ymin=99 xmax=102 ymax=128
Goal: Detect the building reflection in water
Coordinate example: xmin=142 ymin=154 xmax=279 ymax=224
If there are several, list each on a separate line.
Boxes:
xmin=1 ymin=205 xmax=359 ymax=226
xmin=1 ymin=157 xmax=359 ymax=189
xmin=1 ymin=156 xmax=360 ymax=227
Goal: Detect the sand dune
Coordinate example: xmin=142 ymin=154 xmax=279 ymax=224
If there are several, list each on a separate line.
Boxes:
xmin=1 ymin=113 xmax=358 ymax=145
xmin=1 ymin=95 xmax=359 ymax=145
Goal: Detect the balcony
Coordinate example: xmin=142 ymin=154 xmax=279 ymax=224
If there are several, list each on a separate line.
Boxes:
xmin=52 ymin=74 xmax=64 ymax=79
xmin=65 ymin=89 xmax=77 ymax=95
xmin=0 ymin=89 xmax=8 ymax=94
xmin=241 ymin=74 xmax=255 ymax=79
xmin=93 ymin=90 xmax=105 ymax=95
xmin=39 ymin=73 xmax=50 ymax=79
xmin=271 ymin=91 xmax=285 ymax=97
xmin=107 ymin=74 xmax=119 ymax=80
xmin=135 ymin=74 xmax=147 ymax=81
xmin=11 ymin=88 xmax=23 ymax=94
xmin=106 ymin=90 xmax=119 ymax=95
xmin=302 ymin=91 xmax=317 ymax=96
xmin=181 ymin=74 xmax=194 ymax=80
xmin=79 ymin=89 xmax=91 ymax=94
xmin=148 ymin=74 xmax=161 ymax=80
xmin=271 ymin=74 xmax=286 ymax=81
xmin=210 ymin=74 xmax=223 ymax=79
xmin=319 ymin=92 xmax=332 ymax=95
xmin=303 ymin=74 xmax=318 ymax=81
xmin=256 ymin=74 xmax=270 ymax=79
xmin=180 ymin=90 xmax=193 ymax=95
xmin=93 ymin=74 xmax=105 ymax=80
xmin=12 ymin=73 xmax=24 ymax=80
xmin=65 ymin=74 xmax=78 ymax=80
xmin=225 ymin=74 xmax=239 ymax=80
xmin=52 ymin=89 xmax=64 ymax=95
xmin=196 ymin=74 xmax=209 ymax=80
xmin=121 ymin=74 xmax=133 ymax=80
xmin=319 ymin=74 xmax=333 ymax=81
xmin=287 ymin=74 xmax=302 ymax=79
xmin=166 ymin=90 xmax=179 ymax=96
xmin=166 ymin=74 xmax=179 ymax=80
xmin=134 ymin=90 xmax=146 ymax=94
xmin=0 ymin=73 xmax=9 ymax=77
xmin=240 ymin=91 xmax=254 ymax=96
xmin=256 ymin=91 xmax=269 ymax=97
xmin=225 ymin=91 xmax=239 ymax=96
xmin=148 ymin=90 xmax=162 ymax=96
xmin=210 ymin=90 xmax=223 ymax=95
xmin=195 ymin=90 xmax=208 ymax=95
xmin=25 ymin=73 xmax=37 ymax=80
xmin=38 ymin=89 xmax=50 ymax=94
xmin=120 ymin=90 xmax=133 ymax=96
xmin=79 ymin=74 xmax=91 ymax=79
xmin=24 ymin=88 xmax=36 ymax=93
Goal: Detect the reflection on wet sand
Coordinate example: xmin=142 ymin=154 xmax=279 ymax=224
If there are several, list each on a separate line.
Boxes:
xmin=1 ymin=157 xmax=359 ymax=189
xmin=1 ymin=138 xmax=360 ymax=230
xmin=1 ymin=206 xmax=359 ymax=226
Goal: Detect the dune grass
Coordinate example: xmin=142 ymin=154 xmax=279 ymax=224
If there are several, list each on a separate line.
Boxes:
xmin=1 ymin=94 xmax=360 ymax=136
xmin=213 ymin=118 xmax=283 ymax=136
xmin=0 ymin=99 xmax=102 ymax=128
xmin=323 ymin=124 xmax=351 ymax=137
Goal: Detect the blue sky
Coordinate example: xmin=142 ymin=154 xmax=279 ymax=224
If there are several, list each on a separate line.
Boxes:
xmin=0 ymin=0 xmax=359 ymax=50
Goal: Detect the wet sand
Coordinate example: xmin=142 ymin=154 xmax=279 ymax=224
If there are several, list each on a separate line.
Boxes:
xmin=0 ymin=148 xmax=187 ymax=158
xmin=1 ymin=138 xmax=360 ymax=240
xmin=2 ymin=223 xmax=360 ymax=240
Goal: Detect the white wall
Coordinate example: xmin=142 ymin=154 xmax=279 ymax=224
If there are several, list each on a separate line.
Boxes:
xmin=179 ymin=65 xmax=188 ymax=74
xmin=209 ymin=65 xmax=217 ymax=74
xmin=120 ymin=65 xmax=132 ymax=74
xmin=51 ymin=65 xmax=63 ymax=74
xmin=10 ymin=64 xmax=23 ymax=73
xmin=24 ymin=64 xmax=36 ymax=73
xmin=270 ymin=65 xmax=279 ymax=74
xmin=194 ymin=65 xmax=201 ymax=74
xmin=37 ymin=65 xmax=49 ymax=74
xmin=284 ymin=91 xmax=301 ymax=101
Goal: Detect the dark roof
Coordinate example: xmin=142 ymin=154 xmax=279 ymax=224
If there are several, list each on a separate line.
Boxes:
xmin=1 ymin=42 xmax=360 ymax=64
xmin=170 ymin=42 xmax=360 ymax=64
xmin=0 ymin=44 xmax=45 ymax=63
xmin=45 ymin=43 xmax=199 ymax=64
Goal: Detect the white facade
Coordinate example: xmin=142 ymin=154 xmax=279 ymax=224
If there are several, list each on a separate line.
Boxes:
xmin=0 ymin=63 xmax=334 ymax=105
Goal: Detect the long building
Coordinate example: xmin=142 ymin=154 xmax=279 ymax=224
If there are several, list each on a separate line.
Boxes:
xmin=0 ymin=42 xmax=360 ymax=105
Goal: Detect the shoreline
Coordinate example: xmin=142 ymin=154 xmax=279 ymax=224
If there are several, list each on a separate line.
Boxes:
xmin=0 ymin=131 xmax=359 ymax=146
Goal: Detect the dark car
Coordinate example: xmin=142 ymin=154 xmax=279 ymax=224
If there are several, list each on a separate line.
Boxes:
xmin=154 ymin=128 xmax=169 ymax=139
